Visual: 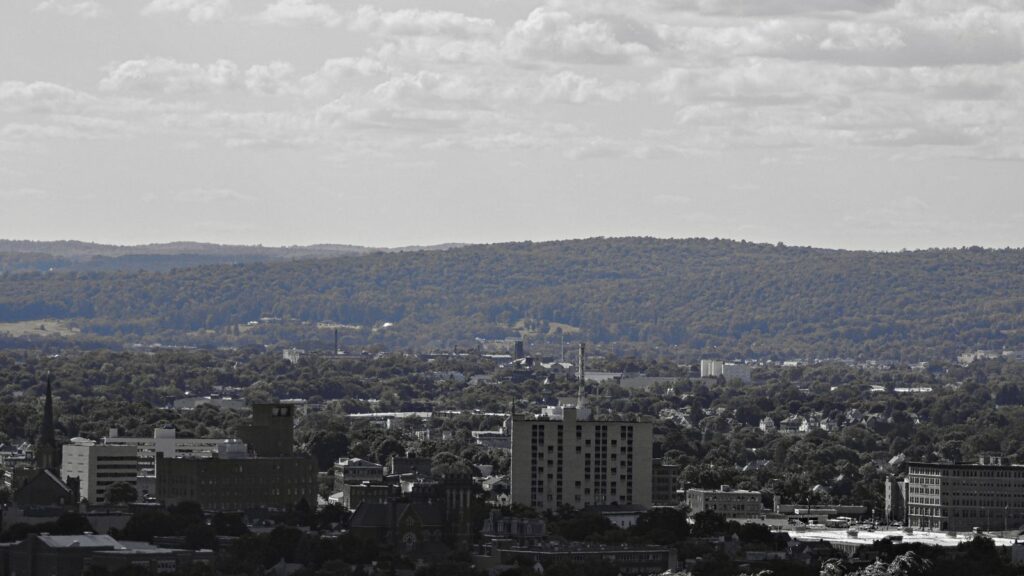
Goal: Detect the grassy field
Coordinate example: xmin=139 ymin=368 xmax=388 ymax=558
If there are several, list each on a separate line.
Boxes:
xmin=0 ymin=319 xmax=80 ymax=337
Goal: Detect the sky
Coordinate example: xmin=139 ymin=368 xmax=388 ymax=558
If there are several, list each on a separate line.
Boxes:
xmin=1 ymin=0 xmax=1023 ymax=250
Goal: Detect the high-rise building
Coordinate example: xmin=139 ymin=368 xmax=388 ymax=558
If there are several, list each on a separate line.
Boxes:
xmin=60 ymin=440 xmax=138 ymax=505
xmin=510 ymin=406 xmax=653 ymax=512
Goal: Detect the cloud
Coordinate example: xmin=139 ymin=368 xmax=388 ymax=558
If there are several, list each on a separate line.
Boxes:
xmin=100 ymin=59 xmax=241 ymax=94
xmin=297 ymin=57 xmax=388 ymax=97
xmin=142 ymin=0 xmax=230 ymax=22
xmin=350 ymin=6 xmax=496 ymax=38
xmin=535 ymin=71 xmax=639 ymax=103
xmin=35 ymin=0 xmax=100 ymax=18
xmin=0 ymin=187 xmax=51 ymax=200
xmin=175 ymin=187 xmax=253 ymax=203
xmin=255 ymin=0 xmax=343 ymax=27
xmin=503 ymin=8 xmax=659 ymax=65
xmin=245 ymin=62 xmax=295 ymax=95
xmin=653 ymin=0 xmax=897 ymax=16
xmin=0 ymin=81 xmax=96 ymax=113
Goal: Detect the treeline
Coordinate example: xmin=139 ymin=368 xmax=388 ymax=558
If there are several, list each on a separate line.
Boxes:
xmin=1 ymin=238 xmax=1023 ymax=359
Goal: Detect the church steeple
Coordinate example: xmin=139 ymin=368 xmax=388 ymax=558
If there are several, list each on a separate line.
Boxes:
xmin=36 ymin=372 xmax=58 ymax=471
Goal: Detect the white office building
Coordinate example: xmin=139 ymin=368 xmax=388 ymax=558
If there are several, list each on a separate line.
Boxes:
xmin=61 ymin=440 xmax=138 ymax=504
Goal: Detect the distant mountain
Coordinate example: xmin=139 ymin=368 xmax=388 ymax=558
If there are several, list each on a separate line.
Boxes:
xmin=0 ymin=240 xmax=464 ymax=272
xmin=0 ymin=237 xmax=1021 ymax=359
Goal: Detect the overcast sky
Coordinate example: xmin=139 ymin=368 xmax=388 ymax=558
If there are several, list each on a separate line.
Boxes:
xmin=2 ymin=0 xmax=1023 ymax=250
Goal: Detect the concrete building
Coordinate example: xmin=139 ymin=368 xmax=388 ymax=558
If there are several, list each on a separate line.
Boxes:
xmin=651 ymin=459 xmax=681 ymax=506
xmin=333 ymin=457 xmax=385 ymax=491
xmin=906 ymin=457 xmax=1024 ymax=532
xmin=700 ymin=360 xmax=753 ymax=383
xmin=510 ymin=405 xmax=653 ymax=512
xmin=685 ymin=486 xmax=764 ymax=521
xmin=884 ymin=475 xmax=909 ymax=524
xmin=60 ymin=440 xmax=138 ymax=505
xmin=103 ymin=426 xmax=231 ymax=476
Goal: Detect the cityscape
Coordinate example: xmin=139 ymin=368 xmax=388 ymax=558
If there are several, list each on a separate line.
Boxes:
xmin=3 ymin=0 xmax=1024 ymax=575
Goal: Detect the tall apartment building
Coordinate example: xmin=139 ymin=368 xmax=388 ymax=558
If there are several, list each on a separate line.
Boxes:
xmin=906 ymin=457 xmax=1024 ymax=532
xmin=60 ymin=440 xmax=137 ymax=505
xmin=510 ymin=406 xmax=653 ymax=512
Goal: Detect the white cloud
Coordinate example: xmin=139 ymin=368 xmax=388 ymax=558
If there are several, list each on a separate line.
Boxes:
xmin=0 ymin=187 xmax=51 ymax=200
xmin=503 ymin=8 xmax=659 ymax=65
xmin=35 ymin=0 xmax=100 ymax=18
xmin=350 ymin=6 xmax=497 ymax=38
xmin=142 ymin=0 xmax=229 ymax=22
xmin=0 ymin=82 xmax=95 ymax=113
xmin=99 ymin=59 xmax=241 ymax=94
xmin=255 ymin=0 xmax=343 ymax=27
xmin=537 ymin=71 xmax=638 ymax=103
xmin=245 ymin=62 xmax=296 ymax=95
xmin=298 ymin=57 xmax=388 ymax=97
xmin=175 ymin=187 xmax=253 ymax=202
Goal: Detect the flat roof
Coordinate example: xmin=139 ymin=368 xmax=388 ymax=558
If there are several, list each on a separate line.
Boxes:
xmin=790 ymin=528 xmax=1018 ymax=549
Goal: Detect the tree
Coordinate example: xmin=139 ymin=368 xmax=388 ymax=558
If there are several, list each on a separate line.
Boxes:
xmin=106 ymin=482 xmax=138 ymax=505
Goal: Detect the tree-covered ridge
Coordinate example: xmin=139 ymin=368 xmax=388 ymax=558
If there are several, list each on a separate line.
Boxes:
xmin=0 ymin=238 xmax=1022 ymax=359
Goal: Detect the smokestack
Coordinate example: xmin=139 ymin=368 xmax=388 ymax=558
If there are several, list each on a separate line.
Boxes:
xmin=334 ymin=328 xmax=339 ymax=355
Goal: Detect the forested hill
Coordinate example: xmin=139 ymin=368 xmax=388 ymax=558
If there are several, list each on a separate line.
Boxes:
xmin=0 ymin=238 xmax=1021 ymax=360
xmin=0 ymin=240 xmax=463 ymax=273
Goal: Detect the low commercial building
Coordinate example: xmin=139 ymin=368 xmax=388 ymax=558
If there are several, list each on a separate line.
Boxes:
xmin=0 ymin=534 xmax=213 ymax=576
xmin=333 ymin=457 xmax=385 ymax=492
xmin=60 ymin=440 xmax=137 ymax=505
xmin=686 ymin=486 xmax=763 ymax=520
xmin=473 ymin=542 xmax=678 ymax=575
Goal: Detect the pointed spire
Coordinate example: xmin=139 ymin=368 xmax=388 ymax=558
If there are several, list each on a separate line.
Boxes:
xmin=37 ymin=372 xmax=58 ymax=471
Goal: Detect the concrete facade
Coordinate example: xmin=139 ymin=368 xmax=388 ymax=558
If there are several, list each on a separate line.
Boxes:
xmin=907 ymin=458 xmax=1024 ymax=532
xmin=511 ymin=407 xmax=652 ymax=512
xmin=60 ymin=441 xmax=137 ymax=505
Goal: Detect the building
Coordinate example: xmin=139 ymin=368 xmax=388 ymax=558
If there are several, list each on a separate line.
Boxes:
xmin=481 ymin=510 xmax=546 ymax=543
xmin=103 ymin=426 xmax=231 ymax=476
xmin=329 ymin=482 xmax=398 ymax=510
xmin=685 ymin=486 xmax=763 ymax=521
xmin=906 ymin=457 xmax=1024 ymax=532
xmin=884 ymin=475 xmax=908 ymax=524
xmin=700 ymin=360 xmax=752 ymax=383
xmin=155 ymin=404 xmax=318 ymax=512
xmin=172 ymin=396 xmax=246 ymax=411
xmin=651 ymin=459 xmax=681 ymax=506
xmin=473 ymin=542 xmax=678 ymax=575
xmin=156 ymin=449 xmax=318 ymax=512
xmin=0 ymin=534 xmax=213 ymax=576
xmin=60 ymin=440 xmax=138 ymax=505
xmin=333 ymin=457 xmax=385 ymax=491
xmin=510 ymin=405 xmax=653 ymax=512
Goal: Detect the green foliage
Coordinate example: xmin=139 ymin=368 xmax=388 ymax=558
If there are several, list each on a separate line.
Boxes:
xmin=2 ymin=238 xmax=1022 ymax=358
